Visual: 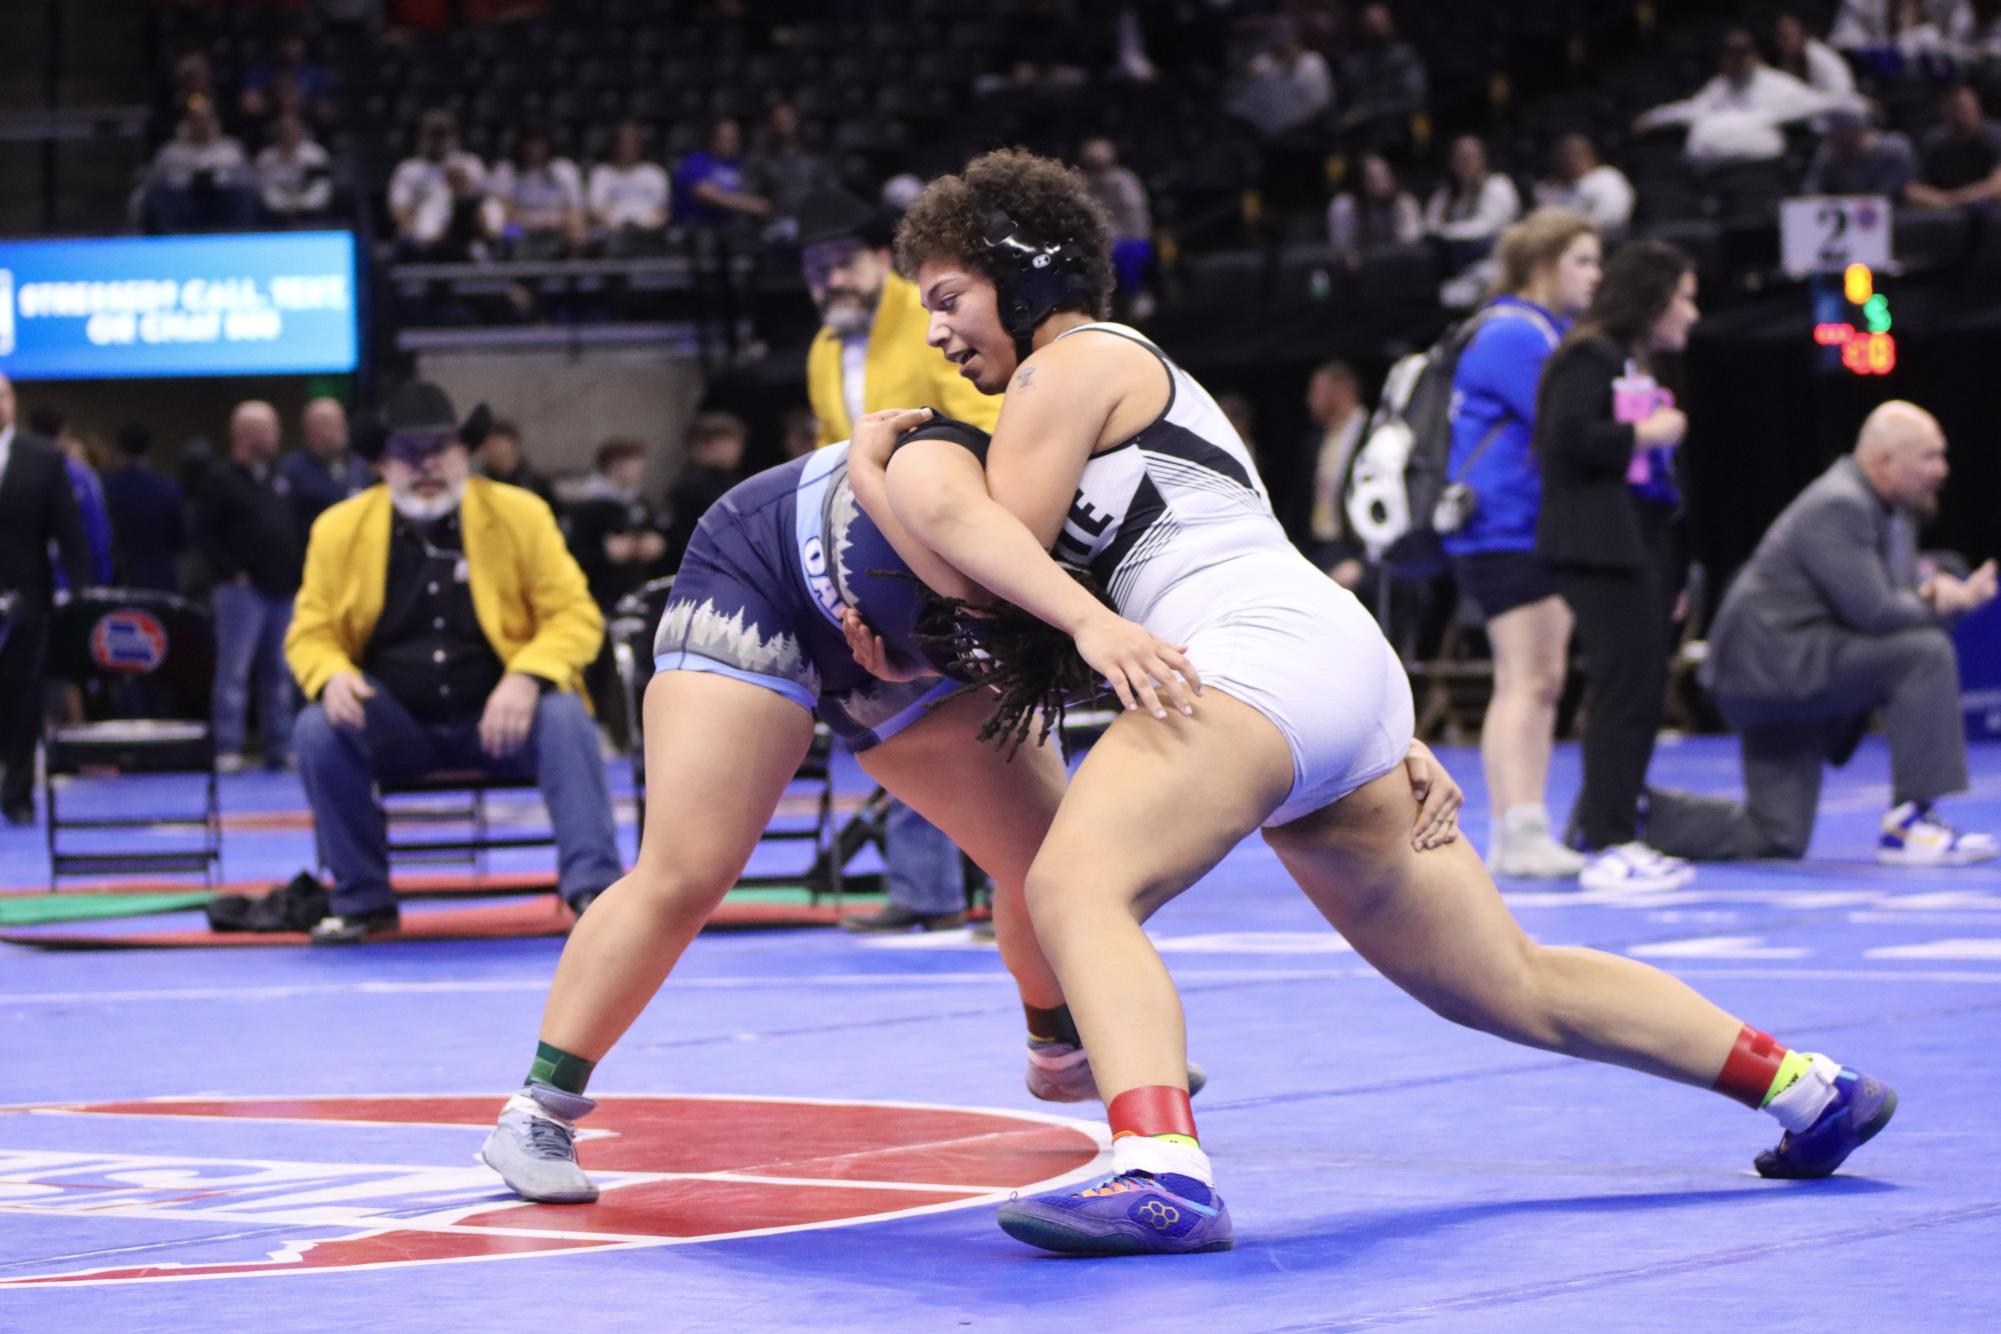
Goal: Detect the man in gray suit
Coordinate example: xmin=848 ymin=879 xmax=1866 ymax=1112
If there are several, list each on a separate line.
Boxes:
xmin=1649 ymin=401 xmax=1996 ymax=864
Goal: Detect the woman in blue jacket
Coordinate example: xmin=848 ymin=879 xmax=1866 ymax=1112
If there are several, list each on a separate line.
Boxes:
xmin=1443 ymin=209 xmax=1601 ymax=878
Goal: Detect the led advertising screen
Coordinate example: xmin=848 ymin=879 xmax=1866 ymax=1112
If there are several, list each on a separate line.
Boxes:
xmin=0 ymin=230 xmax=359 ymax=380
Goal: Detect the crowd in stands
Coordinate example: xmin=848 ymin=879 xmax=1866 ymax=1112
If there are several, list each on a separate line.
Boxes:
xmin=127 ymin=1 xmax=2001 ymax=331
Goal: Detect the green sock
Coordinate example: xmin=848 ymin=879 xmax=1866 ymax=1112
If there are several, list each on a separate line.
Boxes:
xmin=527 ymin=1040 xmax=596 ymax=1095
xmin=1024 ymin=1003 xmax=1082 ymax=1046
xmin=1759 ymin=1049 xmax=1813 ymax=1108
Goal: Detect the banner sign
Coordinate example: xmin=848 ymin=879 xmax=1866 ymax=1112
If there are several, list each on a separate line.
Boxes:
xmin=0 ymin=231 xmax=358 ymax=379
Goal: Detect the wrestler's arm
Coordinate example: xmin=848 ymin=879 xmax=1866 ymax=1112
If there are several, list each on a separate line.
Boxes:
xmin=845 ymin=423 xmax=991 ymax=604
xmin=865 ymin=370 xmax=1201 ymax=715
xmin=870 ymin=340 xmax=1123 ymax=628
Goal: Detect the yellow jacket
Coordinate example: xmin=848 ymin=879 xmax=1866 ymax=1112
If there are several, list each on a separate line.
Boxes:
xmin=806 ymin=269 xmax=1002 ymax=445
xmin=286 ymin=478 xmax=603 ymax=702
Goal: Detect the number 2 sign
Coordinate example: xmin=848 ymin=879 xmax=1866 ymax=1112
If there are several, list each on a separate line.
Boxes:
xmin=1781 ymin=195 xmax=1893 ymax=277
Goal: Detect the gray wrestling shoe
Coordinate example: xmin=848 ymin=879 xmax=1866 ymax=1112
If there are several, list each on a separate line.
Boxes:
xmin=1025 ymin=1041 xmax=1208 ymax=1103
xmin=479 ymin=1082 xmax=600 ymax=1203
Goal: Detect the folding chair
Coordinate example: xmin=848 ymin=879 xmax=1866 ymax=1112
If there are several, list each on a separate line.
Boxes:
xmin=611 ymin=576 xmax=883 ymax=904
xmin=376 ymin=769 xmax=557 ymax=882
xmin=42 ymin=589 xmax=221 ymax=890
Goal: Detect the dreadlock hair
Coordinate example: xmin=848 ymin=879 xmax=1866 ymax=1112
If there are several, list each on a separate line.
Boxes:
xmin=903 ymin=568 xmax=1118 ymax=758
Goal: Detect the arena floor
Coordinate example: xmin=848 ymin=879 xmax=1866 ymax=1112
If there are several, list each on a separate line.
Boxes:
xmin=3 ymin=734 xmax=1999 ymax=1329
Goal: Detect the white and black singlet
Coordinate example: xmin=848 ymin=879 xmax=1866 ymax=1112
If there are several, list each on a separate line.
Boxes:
xmin=1042 ymin=322 xmax=1416 ymax=825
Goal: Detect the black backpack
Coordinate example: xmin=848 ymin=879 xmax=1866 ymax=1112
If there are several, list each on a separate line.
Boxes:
xmin=205 ymin=871 xmax=331 ymax=933
xmin=1344 ymin=304 xmax=1559 ymax=578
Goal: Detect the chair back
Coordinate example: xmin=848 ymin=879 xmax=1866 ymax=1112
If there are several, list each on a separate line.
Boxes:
xmin=44 ymin=589 xmax=218 ymax=722
xmin=612 ymin=576 xmax=674 ymax=763
xmin=613 ymin=575 xmax=678 ymax=634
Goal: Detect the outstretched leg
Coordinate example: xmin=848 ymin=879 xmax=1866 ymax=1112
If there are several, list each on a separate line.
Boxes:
xmin=1264 ymin=764 xmax=1895 ymax=1177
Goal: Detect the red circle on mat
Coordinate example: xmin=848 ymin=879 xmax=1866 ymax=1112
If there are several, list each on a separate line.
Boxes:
xmin=1 ymin=1093 xmax=1105 ymax=1286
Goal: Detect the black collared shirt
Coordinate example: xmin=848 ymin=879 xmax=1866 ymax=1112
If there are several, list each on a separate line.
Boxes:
xmin=362 ymin=510 xmax=503 ymax=724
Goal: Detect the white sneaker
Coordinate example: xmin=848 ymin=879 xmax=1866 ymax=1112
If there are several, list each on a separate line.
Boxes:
xmin=1579 ymin=842 xmax=1695 ymax=893
xmin=1879 ymin=801 xmax=1999 ymax=866
xmin=479 ymin=1084 xmax=599 ymax=1203
xmin=1486 ymin=807 xmax=1588 ymax=879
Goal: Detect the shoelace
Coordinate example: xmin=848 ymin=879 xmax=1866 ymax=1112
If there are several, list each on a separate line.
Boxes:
xmin=522 ymin=1113 xmax=577 ymax=1158
xmin=1078 ymin=1171 xmax=1153 ymax=1198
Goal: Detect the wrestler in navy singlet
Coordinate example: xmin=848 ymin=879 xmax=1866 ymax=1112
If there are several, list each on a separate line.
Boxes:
xmin=653 ymin=437 xmax=962 ymax=749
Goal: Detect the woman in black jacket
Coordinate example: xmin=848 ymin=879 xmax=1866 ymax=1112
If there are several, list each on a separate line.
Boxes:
xmin=1534 ymin=239 xmax=1701 ymax=891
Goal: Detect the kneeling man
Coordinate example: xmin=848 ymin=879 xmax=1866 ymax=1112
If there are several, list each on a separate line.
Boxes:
xmin=1650 ymin=401 xmax=1996 ymax=864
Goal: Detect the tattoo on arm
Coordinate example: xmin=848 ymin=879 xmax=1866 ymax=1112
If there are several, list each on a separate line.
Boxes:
xmin=1012 ymin=366 xmax=1037 ymax=393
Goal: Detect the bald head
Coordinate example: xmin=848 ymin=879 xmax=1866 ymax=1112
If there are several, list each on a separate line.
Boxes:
xmin=231 ymin=400 xmax=281 ymax=467
xmin=1855 ymin=400 xmax=1949 ymax=517
xmin=302 ymin=397 xmax=348 ymax=460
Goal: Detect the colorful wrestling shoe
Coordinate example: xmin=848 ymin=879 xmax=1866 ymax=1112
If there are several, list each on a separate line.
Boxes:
xmin=1025 ymin=1041 xmax=1208 ymax=1103
xmin=997 ymin=1170 xmax=1232 ymax=1255
xmin=1753 ymin=1066 xmax=1898 ymax=1180
xmin=1879 ymin=801 xmax=1999 ymax=866
xmin=479 ymin=1083 xmax=600 ymax=1203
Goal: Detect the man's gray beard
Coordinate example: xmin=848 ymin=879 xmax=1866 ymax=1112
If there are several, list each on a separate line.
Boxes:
xmin=390 ymin=480 xmax=465 ymax=521
xmin=821 ymin=294 xmax=878 ymax=337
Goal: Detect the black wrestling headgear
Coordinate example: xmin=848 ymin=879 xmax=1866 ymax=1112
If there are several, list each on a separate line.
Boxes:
xmin=982 ymin=210 xmax=1097 ymax=361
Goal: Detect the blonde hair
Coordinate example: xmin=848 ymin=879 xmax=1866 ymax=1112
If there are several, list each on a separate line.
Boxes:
xmin=1492 ymin=207 xmax=1597 ymax=299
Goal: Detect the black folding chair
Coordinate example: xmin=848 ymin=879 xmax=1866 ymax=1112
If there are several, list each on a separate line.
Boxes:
xmin=41 ymin=589 xmax=221 ymax=889
xmin=612 ymin=576 xmax=884 ymax=903
xmin=375 ymin=769 xmax=558 ymax=883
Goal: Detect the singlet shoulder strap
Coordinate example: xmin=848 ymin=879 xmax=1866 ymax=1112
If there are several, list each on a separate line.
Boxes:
xmin=1046 ymin=321 xmax=1177 ymax=441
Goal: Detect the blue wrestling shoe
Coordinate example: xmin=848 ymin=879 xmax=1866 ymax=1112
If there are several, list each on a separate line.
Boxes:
xmin=1753 ymin=1067 xmax=1897 ymax=1180
xmin=997 ymin=1171 xmax=1233 ymax=1255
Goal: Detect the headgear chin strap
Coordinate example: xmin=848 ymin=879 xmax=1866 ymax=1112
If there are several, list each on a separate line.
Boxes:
xmin=983 ymin=210 xmax=1095 ymax=361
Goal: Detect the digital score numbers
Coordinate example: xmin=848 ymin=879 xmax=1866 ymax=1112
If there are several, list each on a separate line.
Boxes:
xmin=1812 ymin=261 xmax=1896 ymax=377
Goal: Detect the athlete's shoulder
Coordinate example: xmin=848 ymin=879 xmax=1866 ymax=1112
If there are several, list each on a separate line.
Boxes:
xmin=1020 ymin=321 xmax=1159 ymax=390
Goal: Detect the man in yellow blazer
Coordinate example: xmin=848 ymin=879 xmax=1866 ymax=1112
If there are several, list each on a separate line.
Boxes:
xmin=285 ymin=382 xmax=622 ymax=943
xmin=798 ymin=188 xmax=999 ymax=933
xmin=801 ymin=187 xmax=1001 ymax=447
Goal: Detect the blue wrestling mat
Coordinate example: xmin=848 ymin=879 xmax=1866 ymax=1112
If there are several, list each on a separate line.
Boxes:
xmin=3 ymin=734 xmax=1999 ymax=1328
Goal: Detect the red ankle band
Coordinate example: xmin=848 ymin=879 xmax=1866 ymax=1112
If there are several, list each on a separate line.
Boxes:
xmin=1107 ymin=1085 xmax=1197 ymax=1141
xmin=1713 ymin=1025 xmax=1788 ymax=1109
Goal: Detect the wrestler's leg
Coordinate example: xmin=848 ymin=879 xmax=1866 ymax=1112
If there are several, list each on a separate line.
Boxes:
xmin=1265 ymin=766 xmax=1740 ymax=1084
xmin=1263 ymin=764 xmax=1894 ymax=1178
xmin=1017 ymin=692 xmax=1292 ymax=1103
xmin=483 ymin=670 xmax=815 ymax=1201
xmin=855 ymin=687 xmax=1067 ymax=1009
xmin=535 ymin=670 xmax=814 ymax=1061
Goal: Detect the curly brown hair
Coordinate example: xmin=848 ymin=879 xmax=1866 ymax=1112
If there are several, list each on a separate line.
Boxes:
xmin=893 ymin=148 xmax=1116 ymax=320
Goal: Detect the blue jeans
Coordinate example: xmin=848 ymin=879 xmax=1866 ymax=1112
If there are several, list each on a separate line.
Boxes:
xmin=882 ymin=799 xmax=966 ymax=915
xmin=294 ymin=682 xmax=623 ymax=915
xmin=212 ymin=582 xmax=297 ymax=764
